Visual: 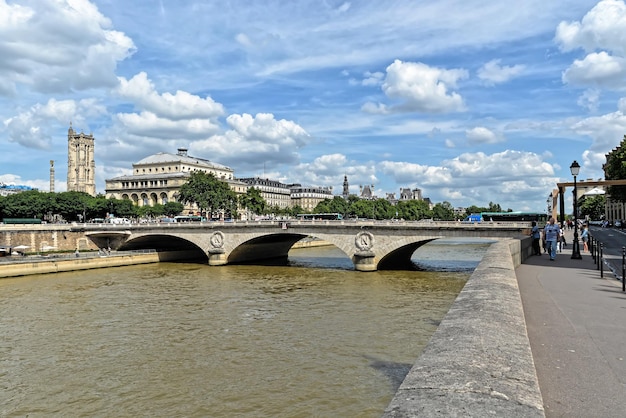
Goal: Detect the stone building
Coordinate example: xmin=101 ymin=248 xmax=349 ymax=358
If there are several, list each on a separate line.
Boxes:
xmin=67 ymin=123 xmax=96 ymax=196
xmin=105 ymin=148 xmax=246 ymax=215
xmin=359 ymin=184 xmax=376 ymax=200
xmin=289 ymin=184 xmax=333 ymax=211
xmin=238 ymin=177 xmax=292 ymax=210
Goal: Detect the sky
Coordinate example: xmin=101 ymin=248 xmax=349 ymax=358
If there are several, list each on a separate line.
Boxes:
xmin=2 ymin=0 xmax=626 ymax=213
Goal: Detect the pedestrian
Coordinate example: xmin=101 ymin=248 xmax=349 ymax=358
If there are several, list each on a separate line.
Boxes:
xmin=531 ymin=221 xmax=541 ymax=255
xmin=543 ymin=217 xmax=561 ymax=261
xmin=581 ymin=224 xmax=589 ymax=252
xmin=558 ymin=226 xmax=565 ymax=253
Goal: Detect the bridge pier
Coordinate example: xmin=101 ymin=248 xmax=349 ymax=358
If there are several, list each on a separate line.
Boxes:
xmin=353 ymin=251 xmax=377 ymax=272
xmin=208 ymin=249 xmax=227 ymax=266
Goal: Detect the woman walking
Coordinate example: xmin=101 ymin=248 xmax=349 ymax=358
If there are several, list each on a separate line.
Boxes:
xmin=581 ymin=224 xmax=589 ymax=252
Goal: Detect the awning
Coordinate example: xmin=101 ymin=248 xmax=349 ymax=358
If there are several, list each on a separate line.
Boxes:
xmin=583 ymin=187 xmax=605 ymax=196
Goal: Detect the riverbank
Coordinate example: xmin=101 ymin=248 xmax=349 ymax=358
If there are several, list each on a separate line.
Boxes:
xmin=0 ymin=250 xmax=195 ymax=278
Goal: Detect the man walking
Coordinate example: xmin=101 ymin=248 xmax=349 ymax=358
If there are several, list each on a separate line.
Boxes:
xmin=543 ymin=217 xmax=561 ymax=261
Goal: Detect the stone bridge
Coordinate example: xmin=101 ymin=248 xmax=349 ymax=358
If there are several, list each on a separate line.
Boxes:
xmin=79 ymin=220 xmax=530 ymax=271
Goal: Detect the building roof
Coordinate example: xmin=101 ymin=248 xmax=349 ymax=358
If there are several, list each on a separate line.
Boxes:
xmin=108 ymin=172 xmax=191 ymax=181
xmin=134 ymin=151 xmax=232 ymax=172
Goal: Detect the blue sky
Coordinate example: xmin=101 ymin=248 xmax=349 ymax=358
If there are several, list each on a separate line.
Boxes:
xmin=1 ymin=0 xmax=625 ymax=212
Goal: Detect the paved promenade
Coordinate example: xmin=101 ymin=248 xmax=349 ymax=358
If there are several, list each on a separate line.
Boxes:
xmin=517 ymin=235 xmax=626 ymax=417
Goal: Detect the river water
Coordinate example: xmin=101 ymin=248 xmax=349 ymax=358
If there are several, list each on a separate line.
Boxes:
xmin=0 ymin=240 xmax=491 ymax=417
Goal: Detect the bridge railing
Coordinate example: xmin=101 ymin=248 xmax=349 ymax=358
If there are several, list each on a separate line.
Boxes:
xmin=68 ymin=219 xmax=534 ymax=228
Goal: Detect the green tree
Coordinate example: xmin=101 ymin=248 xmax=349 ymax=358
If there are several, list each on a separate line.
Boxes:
xmin=350 ymin=199 xmax=375 ymax=219
xmin=372 ymin=198 xmax=394 ymax=220
xmin=239 ymin=187 xmax=266 ymax=217
xmin=579 ymin=195 xmax=606 ymax=220
xmin=53 ymin=191 xmax=92 ymax=221
xmin=163 ymin=201 xmax=184 ymax=217
xmin=432 ymin=201 xmax=455 ymax=220
xmin=109 ymin=198 xmax=137 ymax=218
xmin=178 ymin=171 xmax=238 ymax=218
xmin=396 ymin=199 xmax=431 ymax=220
xmin=137 ymin=203 xmax=165 ymax=218
xmin=465 ymin=205 xmax=488 ymax=216
xmin=314 ymin=196 xmax=350 ymax=216
xmin=604 ymin=135 xmax=626 ymax=202
xmin=1 ymin=190 xmax=49 ymax=219
xmin=488 ymin=202 xmax=507 ymax=212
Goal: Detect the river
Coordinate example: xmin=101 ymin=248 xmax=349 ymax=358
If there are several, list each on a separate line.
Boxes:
xmin=0 ymin=239 xmax=491 ymax=417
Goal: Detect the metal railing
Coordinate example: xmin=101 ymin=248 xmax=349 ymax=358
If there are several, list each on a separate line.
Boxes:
xmin=589 ymin=235 xmax=625 ymax=292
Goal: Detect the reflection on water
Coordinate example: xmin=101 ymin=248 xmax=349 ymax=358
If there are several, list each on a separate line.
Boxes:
xmin=412 ymin=238 xmax=495 ymax=271
xmin=0 ymin=241 xmax=488 ymax=417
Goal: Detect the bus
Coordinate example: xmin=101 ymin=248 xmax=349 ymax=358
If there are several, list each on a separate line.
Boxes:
xmin=464 ymin=212 xmax=548 ymax=223
xmin=296 ymin=213 xmax=343 ymax=221
xmin=174 ymin=215 xmax=206 ymax=223
xmin=2 ymin=218 xmax=43 ymax=224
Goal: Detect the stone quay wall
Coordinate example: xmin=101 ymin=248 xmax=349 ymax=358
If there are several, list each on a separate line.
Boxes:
xmin=383 ymin=237 xmax=544 ymax=417
xmin=0 ymin=225 xmax=99 ymax=253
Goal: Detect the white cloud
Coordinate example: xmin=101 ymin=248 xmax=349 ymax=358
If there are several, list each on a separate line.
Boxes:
xmin=556 ymin=0 xmax=626 ymax=89
xmin=0 ymin=0 xmax=135 ymax=95
xmin=362 ymin=71 xmax=384 ymax=86
xmin=562 ymin=52 xmax=626 ymax=88
xmin=116 ymin=72 xmax=225 ymax=120
xmin=465 ymin=127 xmax=504 ymax=144
xmin=192 ymin=113 xmax=311 ymax=169
xmin=477 ymin=59 xmax=525 ymax=85
xmin=0 ymin=173 xmax=50 ymax=191
xmin=361 ymin=101 xmax=389 ymax=114
xmin=577 ymin=89 xmax=600 ymax=112
xmin=570 ymin=109 xmax=626 ymax=177
xmin=555 ymin=0 xmax=626 ymax=55
xmin=3 ymin=98 xmax=106 ymax=149
xmin=376 ymin=60 xmax=468 ymax=114
xmin=115 ymin=111 xmax=222 ymax=139
xmin=288 ymin=153 xmax=377 ymax=189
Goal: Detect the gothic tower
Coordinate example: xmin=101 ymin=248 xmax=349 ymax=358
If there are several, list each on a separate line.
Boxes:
xmin=342 ymin=175 xmax=349 ymax=199
xmin=67 ymin=123 xmax=96 ymax=196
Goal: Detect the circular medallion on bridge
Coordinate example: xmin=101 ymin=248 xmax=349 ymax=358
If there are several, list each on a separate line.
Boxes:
xmin=210 ymin=231 xmax=225 ymax=249
xmin=355 ymin=231 xmax=374 ymax=251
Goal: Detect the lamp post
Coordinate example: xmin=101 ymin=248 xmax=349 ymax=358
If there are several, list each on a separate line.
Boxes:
xmin=570 ymin=160 xmax=582 ymax=259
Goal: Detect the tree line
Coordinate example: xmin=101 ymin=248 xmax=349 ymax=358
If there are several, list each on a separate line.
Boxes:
xmin=0 ymin=171 xmax=517 ymax=222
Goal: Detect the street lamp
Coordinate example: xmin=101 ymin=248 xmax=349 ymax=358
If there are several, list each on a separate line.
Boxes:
xmin=570 ymin=160 xmax=582 ymax=259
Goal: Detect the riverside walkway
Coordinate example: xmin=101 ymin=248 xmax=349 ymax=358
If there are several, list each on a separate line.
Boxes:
xmin=517 ymin=232 xmax=626 ymax=417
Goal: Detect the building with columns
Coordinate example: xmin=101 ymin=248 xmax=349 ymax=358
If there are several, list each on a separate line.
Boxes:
xmin=67 ymin=124 xmax=96 ymax=196
xmin=105 ymin=148 xmax=246 ymax=215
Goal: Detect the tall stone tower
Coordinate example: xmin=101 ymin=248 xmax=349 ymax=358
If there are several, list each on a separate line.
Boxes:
xmin=67 ymin=123 xmax=96 ymax=196
xmin=342 ymin=175 xmax=349 ymax=199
